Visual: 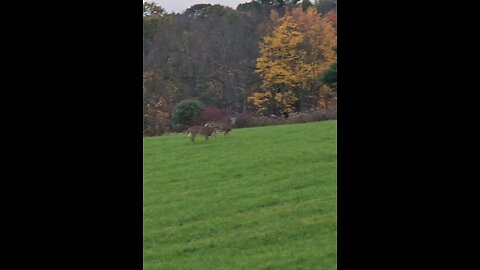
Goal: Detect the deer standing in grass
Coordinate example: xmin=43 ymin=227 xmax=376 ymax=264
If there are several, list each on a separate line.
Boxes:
xmin=206 ymin=117 xmax=236 ymax=137
xmin=187 ymin=124 xmax=215 ymax=143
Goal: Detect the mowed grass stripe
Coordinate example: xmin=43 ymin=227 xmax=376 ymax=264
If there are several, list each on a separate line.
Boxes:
xmin=144 ymin=121 xmax=336 ymax=270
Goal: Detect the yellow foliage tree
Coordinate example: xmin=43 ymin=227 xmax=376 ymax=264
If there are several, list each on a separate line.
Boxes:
xmin=274 ymin=91 xmax=299 ymax=114
xmin=256 ymin=16 xmax=305 ymax=90
xmin=249 ymin=6 xmax=337 ymax=115
xmin=252 ymin=16 xmax=305 ymax=115
xmin=247 ymin=91 xmax=272 ymax=114
xmin=289 ymin=7 xmax=336 ymax=86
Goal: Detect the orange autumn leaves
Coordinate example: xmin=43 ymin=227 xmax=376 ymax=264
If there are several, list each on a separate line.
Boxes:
xmin=248 ymin=7 xmax=336 ymax=115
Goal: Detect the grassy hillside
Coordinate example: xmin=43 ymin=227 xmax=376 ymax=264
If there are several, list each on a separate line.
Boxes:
xmin=144 ymin=121 xmax=337 ymax=269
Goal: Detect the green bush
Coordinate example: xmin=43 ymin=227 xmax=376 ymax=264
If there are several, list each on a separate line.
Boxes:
xmin=172 ymin=99 xmax=204 ymax=125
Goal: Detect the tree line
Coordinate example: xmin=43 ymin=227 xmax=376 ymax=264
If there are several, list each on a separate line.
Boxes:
xmin=143 ymin=0 xmax=337 ymax=136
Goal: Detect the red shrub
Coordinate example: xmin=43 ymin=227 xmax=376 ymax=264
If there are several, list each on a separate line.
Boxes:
xmin=191 ymin=107 xmax=233 ymax=125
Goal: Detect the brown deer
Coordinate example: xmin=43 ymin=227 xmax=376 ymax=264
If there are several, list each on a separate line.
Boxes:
xmin=206 ymin=117 xmax=236 ymax=137
xmin=186 ymin=124 xmax=215 ymax=143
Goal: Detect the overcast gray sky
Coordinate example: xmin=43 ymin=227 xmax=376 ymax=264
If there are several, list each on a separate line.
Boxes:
xmin=144 ymin=0 xmax=250 ymax=14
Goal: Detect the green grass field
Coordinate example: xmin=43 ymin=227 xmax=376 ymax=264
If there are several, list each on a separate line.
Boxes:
xmin=144 ymin=121 xmax=337 ymax=270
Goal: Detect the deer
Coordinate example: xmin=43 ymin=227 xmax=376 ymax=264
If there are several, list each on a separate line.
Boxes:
xmin=206 ymin=117 xmax=236 ymax=137
xmin=186 ymin=124 xmax=216 ymax=143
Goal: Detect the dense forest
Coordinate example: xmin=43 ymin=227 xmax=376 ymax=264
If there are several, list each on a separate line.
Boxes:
xmin=143 ymin=0 xmax=337 ymax=136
